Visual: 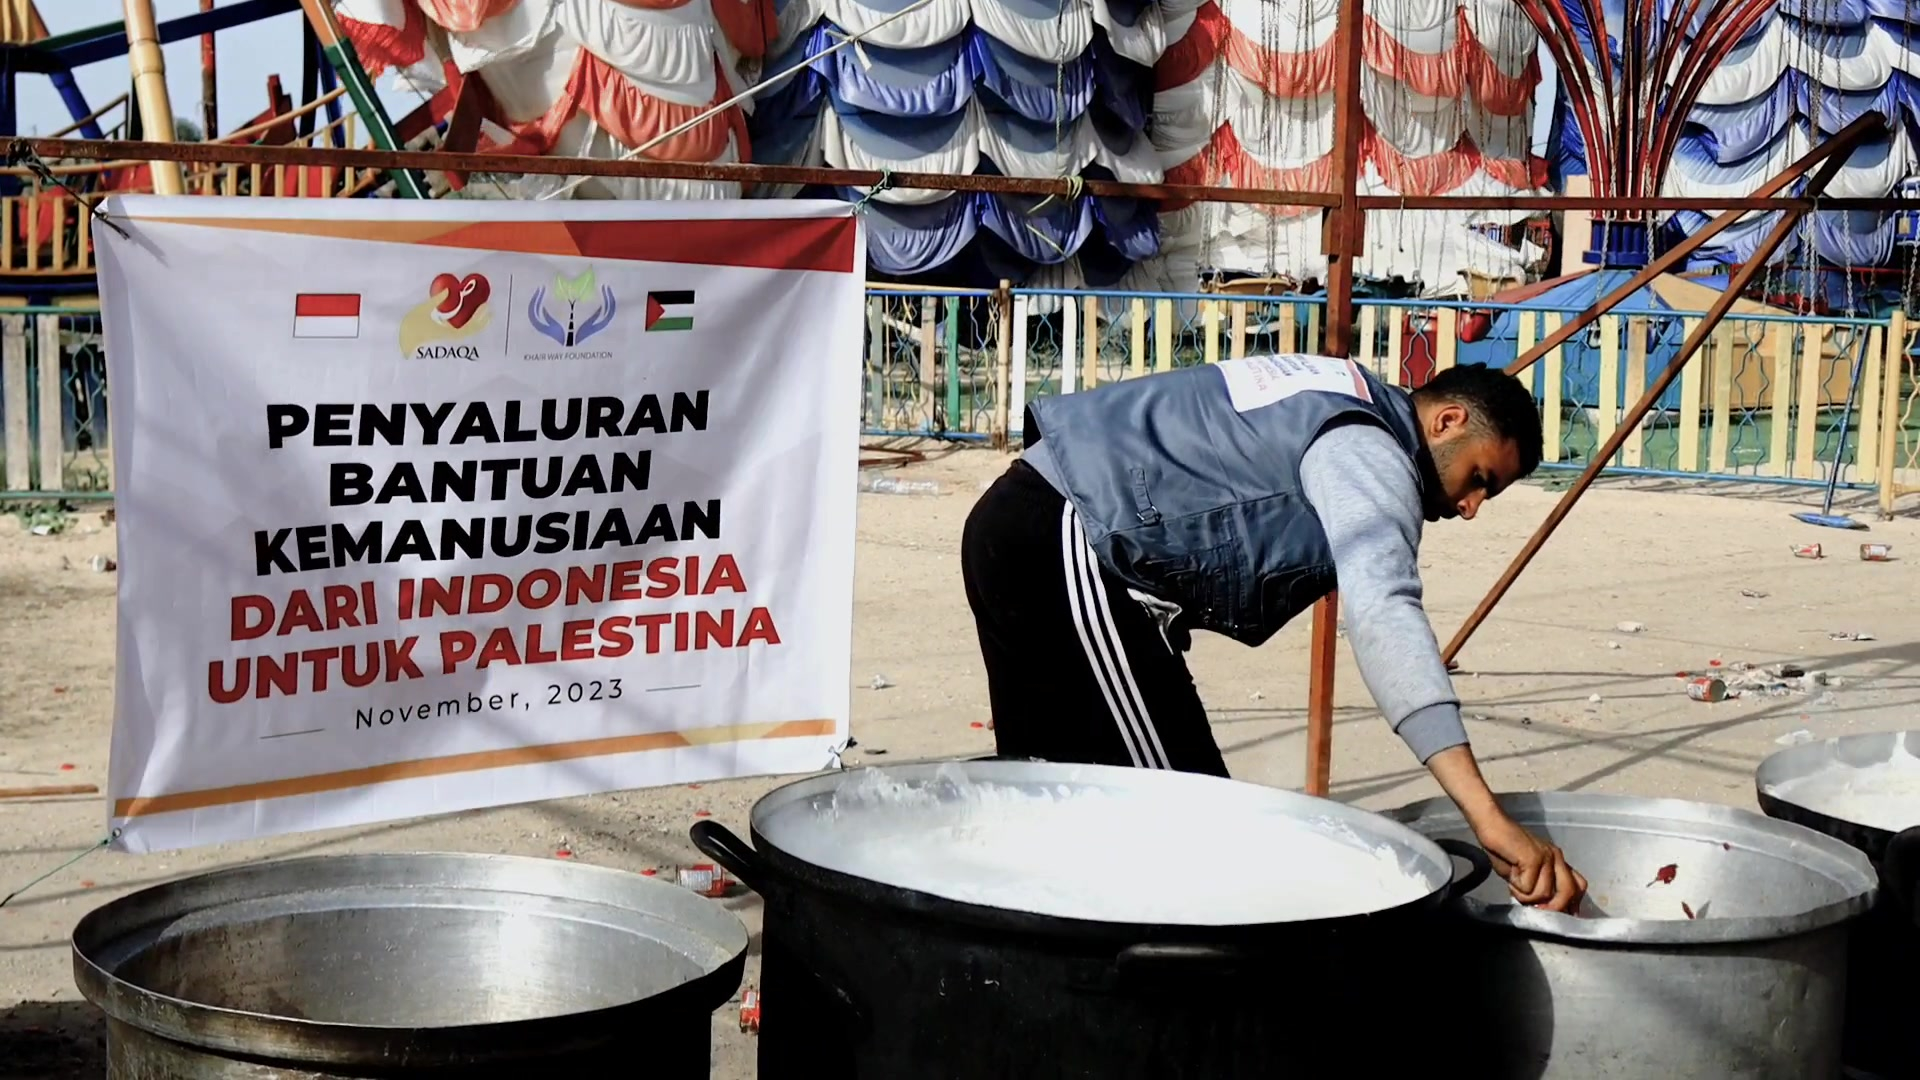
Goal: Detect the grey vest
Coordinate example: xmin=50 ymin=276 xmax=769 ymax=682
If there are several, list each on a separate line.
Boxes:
xmin=1025 ymin=356 xmax=1425 ymax=647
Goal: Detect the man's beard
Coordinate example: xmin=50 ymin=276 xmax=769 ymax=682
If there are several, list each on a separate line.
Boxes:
xmin=1422 ymin=439 xmax=1458 ymax=522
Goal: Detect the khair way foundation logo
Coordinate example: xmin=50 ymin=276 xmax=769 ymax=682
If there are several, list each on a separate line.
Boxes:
xmin=527 ymin=267 xmax=616 ymax=348
xmin=399 ymin=272 xmax=492 ymax=359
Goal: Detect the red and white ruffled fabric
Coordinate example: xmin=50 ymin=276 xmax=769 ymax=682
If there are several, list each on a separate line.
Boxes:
xmin=1150 ymin=0 xmax=1546 ymax=288
xmin=332 ymin=0 xmax=772 ymax=198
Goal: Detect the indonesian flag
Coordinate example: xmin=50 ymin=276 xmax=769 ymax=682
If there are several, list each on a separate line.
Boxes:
xmin=293 ymin=293 xmax=361 ymax=339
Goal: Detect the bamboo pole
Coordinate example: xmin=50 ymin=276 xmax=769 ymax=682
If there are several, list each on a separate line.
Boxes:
xmin=1304 ymin=0 xmax=1369 ymax=799
xmin=121 ymin=0 xmax=184 ymax=195
xmin=1439 ymin=142 xmax=1857 ymax=665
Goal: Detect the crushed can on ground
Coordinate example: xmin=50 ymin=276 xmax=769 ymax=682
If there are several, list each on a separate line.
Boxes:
xmin=1686 ymin=676 xmax=1728 ymax=703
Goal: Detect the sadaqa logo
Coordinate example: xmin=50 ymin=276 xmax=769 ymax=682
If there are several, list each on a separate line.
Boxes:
xmin=528 ymin=268 xmax=616 ymax=348
xmin=399 ymin=272 xmax=492 ymax=360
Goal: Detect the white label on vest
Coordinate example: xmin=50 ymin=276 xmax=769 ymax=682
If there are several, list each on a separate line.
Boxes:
xmin=1216 ymin=354 xmax=1373 ymax=412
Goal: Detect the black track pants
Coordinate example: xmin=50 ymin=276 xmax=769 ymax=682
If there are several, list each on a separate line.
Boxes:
xmin=960 ymin=459 xmax=1229 ymax=776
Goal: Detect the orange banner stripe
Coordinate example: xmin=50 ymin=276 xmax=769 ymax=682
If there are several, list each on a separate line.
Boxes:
xmin=112 ymin=718 xmax=837 ymax=820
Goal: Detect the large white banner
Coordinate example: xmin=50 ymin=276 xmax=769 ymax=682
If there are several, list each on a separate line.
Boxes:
xmin=98 ymin=197 xmax=865 ymax=853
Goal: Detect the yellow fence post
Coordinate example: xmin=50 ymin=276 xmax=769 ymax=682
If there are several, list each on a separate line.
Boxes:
xmin=1881 ymin=312 xmax=1908 ymax=517
xmin=1129 ymin=298 xmax=1147 ymax=378
xmin=1153 ymin=298 xmax=1174 ymax=373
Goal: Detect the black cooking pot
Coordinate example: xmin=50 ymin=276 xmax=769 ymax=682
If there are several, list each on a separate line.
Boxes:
xmin=1755 ymin=732 xmax=1920 ymax=1078
xmin=692 ymin=760 xmax=1489 ymax=1079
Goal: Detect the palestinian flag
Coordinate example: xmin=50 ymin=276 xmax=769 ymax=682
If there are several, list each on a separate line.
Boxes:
xmin=645 ymin=290 xmax=694 ymax=332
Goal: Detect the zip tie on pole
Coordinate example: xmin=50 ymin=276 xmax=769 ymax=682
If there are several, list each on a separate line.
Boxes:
xmin=7 ymin=141 xmax=130 ymax=239
xmin=0 ymin=829 xmax=120 ymax=910
xmin=538 ymin=0 xmax=944 ymax=201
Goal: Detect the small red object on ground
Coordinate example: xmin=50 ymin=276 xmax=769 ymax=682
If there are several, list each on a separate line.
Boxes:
xmin=969 ymin=722 xmax=985 ymax=729
xmin=58 ymin=764 xmax=74 ymax=772
xmin=739 ymin=987 xmax=761 ymax=1033
xmin=678 ymin=863 xmax=733 ymax=898
xmin=1793 ymin=543 xmax=1823 ymax=559
xmin=640 ymin=868 xmax=658 ymax=877
xmin=1686 ymin=676 xmax=1728 ymax=703
xmin=1647 ymin=863 xmax=1678 ymax=887
xmin=1861 ymin=543 xmax=1893 ymax=562
xmin=694 ymin=809 xmax=712 ymax=818
xmin=1681 ymin=901 xmax=1696 ymax=919
xmin=554 ymin=848 xmax=573 ymax=859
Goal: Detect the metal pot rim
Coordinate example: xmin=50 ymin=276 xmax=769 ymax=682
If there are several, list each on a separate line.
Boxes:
xmin=1386 ymin=791 xmax=1879 ymax=945
xmin=70 ymin=851 xmax=748 ymax=1066
xmin=742 ymin=760 xmax=1462 ymax=930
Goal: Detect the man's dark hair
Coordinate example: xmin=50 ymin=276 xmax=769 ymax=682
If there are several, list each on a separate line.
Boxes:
xmin=1411 ymin=362 xmax=1543 ymax=476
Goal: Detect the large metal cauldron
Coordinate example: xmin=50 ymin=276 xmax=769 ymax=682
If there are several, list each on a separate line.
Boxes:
xmin=691 ymin=760 xmax=1491 ymax=1079
xmin=1388 ymin=792 xmax=1878 ymax=1080
xmin=71 ymin=852 xmax=748 ymax=1078
xmin=1756 ymin=731 xmax=1920 ymax=1078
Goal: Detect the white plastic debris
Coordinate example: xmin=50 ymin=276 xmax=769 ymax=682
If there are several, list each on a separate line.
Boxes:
xmin=1827 ymin=631 xmax=1877 ymax=642
xmin=1587 ymin=693 xmax=1603 ymax=704
xmin=1615 ymin=621 xmax=1648 ymax=633
xmin=1606 ymin=641 xmax=1622 ymax=650
xmin=1775 ymin=729 xmax=1816 ymax=746
xmin=868 ymin=674 xmax=894 ymax=690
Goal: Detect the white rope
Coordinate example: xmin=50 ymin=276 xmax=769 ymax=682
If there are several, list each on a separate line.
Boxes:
xmin=537 ymin=0 xmax=946 ymax=201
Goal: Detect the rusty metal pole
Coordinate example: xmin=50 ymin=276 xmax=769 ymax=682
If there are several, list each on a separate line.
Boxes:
xmin=200 ymin=0 xmax=217 ymax=139
xmin=1305 ymin=0 xmax=1368 ymax=798
xmin=1504 ymin=114 xmax=1886 ymax=380
xmin=1440 ymin=144 xmax=1860 ymax=665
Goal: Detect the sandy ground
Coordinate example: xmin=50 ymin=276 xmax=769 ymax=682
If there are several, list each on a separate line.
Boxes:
xmin=3 ymin=448 xmax=1919 ymax=1077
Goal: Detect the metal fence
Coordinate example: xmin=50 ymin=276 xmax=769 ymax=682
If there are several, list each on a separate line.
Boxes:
xmin=5 ymin=294 xmax=1917 ymax=510
xmin=868 ymin=287 xmax=1916 ymax=503
xmin=0 ymin=306 xmax=110 ymax=499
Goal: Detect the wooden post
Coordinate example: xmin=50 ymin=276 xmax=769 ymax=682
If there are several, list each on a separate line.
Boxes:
xmin=1305 ymin=0 xmax=1368 ymax=799
xmin=2 ymin=315 xmax=27 ymax=492
xmin=34 ymin=314 xmax=60 ymax=492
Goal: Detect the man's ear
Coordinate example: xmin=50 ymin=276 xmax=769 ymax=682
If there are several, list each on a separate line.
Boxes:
xmin=1428 ymin=401 xmax=1470 ymax=438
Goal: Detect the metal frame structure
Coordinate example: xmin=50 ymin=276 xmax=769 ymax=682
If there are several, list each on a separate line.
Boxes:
xmin=9 ymin=0 xmax=1909 ymax=795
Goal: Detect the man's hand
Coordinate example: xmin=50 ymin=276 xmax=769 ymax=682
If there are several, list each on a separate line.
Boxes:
xmin=1467 ymin=809 xmax=1588 ymax=912
xmin=1423 ymin=745 xmax=1588 ymax=914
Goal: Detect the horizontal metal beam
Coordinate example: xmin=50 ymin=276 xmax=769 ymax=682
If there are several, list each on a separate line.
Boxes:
xmin=36 ymin=0 xmax=300 ymax=70
xmin=17 ymin=138 xmax=1347 ymax=208
xmin=18 ymin=137 xmax=1920 ymax=215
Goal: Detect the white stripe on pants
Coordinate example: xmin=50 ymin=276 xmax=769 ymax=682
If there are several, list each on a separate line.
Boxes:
xmin=1059 ymin=503 xmax=1171 ymax=769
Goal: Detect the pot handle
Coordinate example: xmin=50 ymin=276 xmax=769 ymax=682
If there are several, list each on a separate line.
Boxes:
xmin=690 ymin=820 xmax=769 ymax=895
xmin=1884 ymin=825 xmax=1920 ymax=922
xmin=1434 ymin=838 xmax=1494 ymax=901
